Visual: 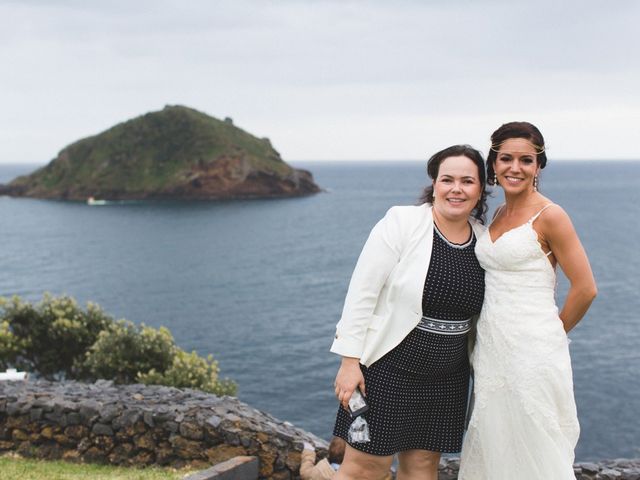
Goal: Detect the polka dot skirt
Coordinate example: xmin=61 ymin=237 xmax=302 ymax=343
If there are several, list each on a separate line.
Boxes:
xmin=333 ymin=225 xmax=485 ymax=455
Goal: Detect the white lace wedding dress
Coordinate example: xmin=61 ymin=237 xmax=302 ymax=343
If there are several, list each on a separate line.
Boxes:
xmin=459 ymin=206 xmax=580 ymax=479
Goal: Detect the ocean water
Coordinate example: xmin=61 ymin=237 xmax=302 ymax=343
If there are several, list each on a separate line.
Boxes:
xmin=0 ymin=160 xmax=638 ymax=461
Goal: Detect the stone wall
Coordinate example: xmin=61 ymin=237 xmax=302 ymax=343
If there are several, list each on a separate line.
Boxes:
xmin=436 ymin=457 xmax=640 ymax=479
xmin=0 ymin=380 xmax=327 ymax=479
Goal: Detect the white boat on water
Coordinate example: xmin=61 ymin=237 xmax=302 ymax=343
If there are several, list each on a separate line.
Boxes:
xmin=87 ymin=196 xmax=108 ymax=206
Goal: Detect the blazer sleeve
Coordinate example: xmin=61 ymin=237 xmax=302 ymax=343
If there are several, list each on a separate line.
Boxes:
xmin=330 ymin=206 xmax=406 ymax=359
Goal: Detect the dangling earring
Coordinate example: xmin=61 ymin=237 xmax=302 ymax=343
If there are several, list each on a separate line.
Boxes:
xmin=493 ymin=173 xmax=498 ymax=185
xmin=533 ymin=175 xmax=538 ymax=192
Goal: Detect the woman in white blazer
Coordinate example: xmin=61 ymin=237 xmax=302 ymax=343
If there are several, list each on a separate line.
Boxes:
xmin=331 ymin=145 xmax=488 ymax=480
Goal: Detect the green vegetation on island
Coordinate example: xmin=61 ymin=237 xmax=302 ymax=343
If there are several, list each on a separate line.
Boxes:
xmin=0 ymin=105 xmax=320 ymax=200
xmin=0 ymin=294 xmax=236 ymax=396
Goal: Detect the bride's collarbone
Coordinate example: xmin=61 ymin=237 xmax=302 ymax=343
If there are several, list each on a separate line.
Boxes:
xmin=489 ymin=211 xmax=544 ymax=243
xmin=491 ymin=202 xmax=549 ymax=234
xmin=490 ymin=215 xmax=530 ymax=236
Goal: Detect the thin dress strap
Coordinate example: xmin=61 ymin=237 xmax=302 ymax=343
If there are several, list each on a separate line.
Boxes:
xmin=529 ymin=204 xmax=556 ymax=257
xmin=529 ymin=203 xmax=555 ymax=224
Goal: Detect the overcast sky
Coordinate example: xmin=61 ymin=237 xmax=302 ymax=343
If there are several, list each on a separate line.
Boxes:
xmin=1 ymin=0 xmax=638 ymax=163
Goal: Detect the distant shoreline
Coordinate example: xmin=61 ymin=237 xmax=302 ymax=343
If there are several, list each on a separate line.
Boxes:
xmin=2 ymin=158 xmax=640 ymax=168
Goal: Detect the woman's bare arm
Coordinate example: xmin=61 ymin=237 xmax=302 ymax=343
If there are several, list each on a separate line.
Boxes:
xmin=539 ymin=206 xmax=597 ymax=332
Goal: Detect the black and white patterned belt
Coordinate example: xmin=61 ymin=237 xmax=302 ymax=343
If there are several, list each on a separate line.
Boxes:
xmin=416 ymin=316 xmax=472 ymax=335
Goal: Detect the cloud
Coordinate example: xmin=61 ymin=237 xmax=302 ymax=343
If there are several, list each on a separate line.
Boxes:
xmin=0 ymin=0 xmax=638 ymax=162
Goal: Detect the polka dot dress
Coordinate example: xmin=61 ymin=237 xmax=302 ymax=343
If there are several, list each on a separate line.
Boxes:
xmin=333 ymin=224 xmax=485 ymax=455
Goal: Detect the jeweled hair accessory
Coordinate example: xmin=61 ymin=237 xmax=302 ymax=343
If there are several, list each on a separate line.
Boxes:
xmin=490 ymin=140 xmax=545 ymax=154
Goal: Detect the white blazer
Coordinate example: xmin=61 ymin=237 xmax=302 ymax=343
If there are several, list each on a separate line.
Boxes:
xmin=330 ymin=204 xmax=485 ymax=367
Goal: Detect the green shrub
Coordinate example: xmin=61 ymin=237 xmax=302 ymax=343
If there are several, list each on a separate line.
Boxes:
xmin=138 ymin=348 xmax=237 ymax=396
xmin=0 ymin=319 xmax=22 ymax=370
xmin=81 ymin=320 xmax=175 ymax=384
xmin=0 ymin=294 xmax=236 ymax=396
xmin=0 ymin=294 xmax=112 ymax=378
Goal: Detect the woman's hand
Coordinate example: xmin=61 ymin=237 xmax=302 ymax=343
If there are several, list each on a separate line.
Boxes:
xmin=334 ymin=356 xmax=366 ymax=410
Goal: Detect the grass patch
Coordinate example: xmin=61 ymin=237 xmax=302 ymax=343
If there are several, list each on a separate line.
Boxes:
xmin=0 ymin=455 xmax=196 ymax=480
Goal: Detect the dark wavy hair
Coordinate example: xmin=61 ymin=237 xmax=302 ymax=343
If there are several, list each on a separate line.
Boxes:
xmin=419 ymin=144 xmax=488 ymax=224
xmin=487 ymin=121 xmax=547 ymax=186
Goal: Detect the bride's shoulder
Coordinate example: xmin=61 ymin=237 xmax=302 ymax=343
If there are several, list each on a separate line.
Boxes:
xmin=537 ymin=203 xmax=575 ymax=237
xmin=538 ymin=201 xmax=569 ymax=220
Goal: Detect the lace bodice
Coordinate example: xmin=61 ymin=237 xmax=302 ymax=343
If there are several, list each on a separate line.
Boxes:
xmin=474 ymin=206 xmax=558 ymax=321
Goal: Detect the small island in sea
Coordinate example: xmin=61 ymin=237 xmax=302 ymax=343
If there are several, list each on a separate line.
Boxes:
xmin=0 ymin=105 xmax=321 ymax=201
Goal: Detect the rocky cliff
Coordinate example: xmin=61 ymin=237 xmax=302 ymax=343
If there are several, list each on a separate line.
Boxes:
xmin=0 ymin=106 xmax=321 ymax=201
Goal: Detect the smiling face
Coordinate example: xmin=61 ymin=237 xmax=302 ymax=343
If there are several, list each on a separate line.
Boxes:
xmin=493 ymin=138 xmax=541 ymax=195
xmin=432 ymin=155 xmax=483 ymax=222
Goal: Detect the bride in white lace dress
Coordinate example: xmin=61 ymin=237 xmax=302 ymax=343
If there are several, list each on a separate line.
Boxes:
xmin=459 ymin=122 xmax=597 ymax=480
